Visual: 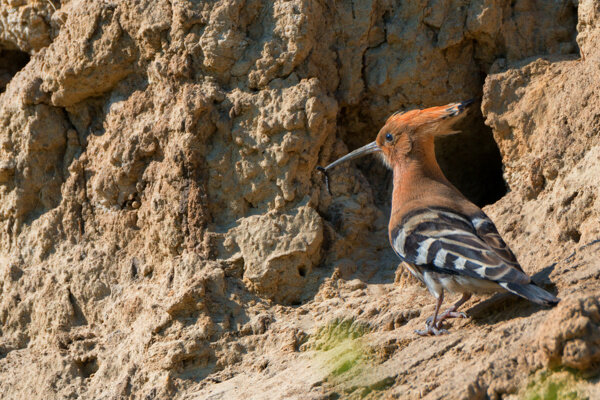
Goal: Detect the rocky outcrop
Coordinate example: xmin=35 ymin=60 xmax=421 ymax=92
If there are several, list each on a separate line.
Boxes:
xmin=0 ymin=0 xmax=597 ymax=399
xmin=537 ymin=294 xmax=600 ymax=372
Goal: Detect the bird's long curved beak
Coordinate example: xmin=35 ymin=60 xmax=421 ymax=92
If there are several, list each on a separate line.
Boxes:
xmin=316 ymin=141 xmax=381 ymax=194
xmin=319 ymin=141 xmax=381 ymax=172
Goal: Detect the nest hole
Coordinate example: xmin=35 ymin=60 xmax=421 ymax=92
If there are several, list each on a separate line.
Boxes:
xmin=435 ymin=110 xmax=507 ymax=208
xmin=0 ymin=49 xmax=30 ymax=93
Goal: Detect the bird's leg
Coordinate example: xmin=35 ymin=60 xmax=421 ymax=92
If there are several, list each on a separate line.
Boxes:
xmin=433 ymin=293 xmax=472 ymax=325
xmin=416 ymin=292 xmax=448 ymax=336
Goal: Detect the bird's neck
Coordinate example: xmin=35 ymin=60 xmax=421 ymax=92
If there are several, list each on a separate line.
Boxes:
xmin=390 ymin=138 xmax=454 ymax=215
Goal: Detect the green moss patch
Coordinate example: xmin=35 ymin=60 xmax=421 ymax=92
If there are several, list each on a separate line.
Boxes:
xmin=304 ymin=318 xmax=371 ymax=381
xmin=521 ymin=369 xmax=589 ymax=400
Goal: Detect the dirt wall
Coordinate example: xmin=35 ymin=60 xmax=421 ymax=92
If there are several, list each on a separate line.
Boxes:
xmin=0 ymin=1 xmax=597 ymax=399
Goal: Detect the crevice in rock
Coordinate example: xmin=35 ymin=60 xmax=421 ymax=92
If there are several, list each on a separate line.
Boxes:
xmin=131 ymin=257 xmax=139 ymax=280
xmin=68 ymin=289 xmax=89 ymax=327
xmin=0 ymin=345 xmax=8 ymax=360
xmin=0 ymin=49 xmax=30 ymax=93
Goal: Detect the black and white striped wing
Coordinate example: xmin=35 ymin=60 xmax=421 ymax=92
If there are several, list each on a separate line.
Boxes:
xmin=470 ymin=211 xmax=523 ymax=272
xmin=390 ymin=207 xmax=530 ymax=284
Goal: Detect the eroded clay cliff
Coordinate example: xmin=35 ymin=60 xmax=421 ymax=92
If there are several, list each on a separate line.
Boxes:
xmin=0 ymin=0 xmax=598 ymax=399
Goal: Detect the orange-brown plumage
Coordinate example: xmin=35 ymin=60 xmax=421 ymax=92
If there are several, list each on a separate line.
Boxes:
xmin=375 ymin=103 xmax=481 ymax=240
xmin=318 ymin=99 xmax=559 ymax=336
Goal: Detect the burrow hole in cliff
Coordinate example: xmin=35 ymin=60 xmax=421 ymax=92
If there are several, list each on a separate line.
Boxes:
xmin=75 ymin=356 xmax=99 ymax=379
xmin=0 ymin=48 xmax=30 ymax=93
xmin=338 ymin=104 xmax=507 ymax=212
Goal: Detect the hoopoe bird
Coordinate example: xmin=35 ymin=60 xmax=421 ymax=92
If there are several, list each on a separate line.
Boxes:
xmin=318 ymin=100 xmax=559 ymax=336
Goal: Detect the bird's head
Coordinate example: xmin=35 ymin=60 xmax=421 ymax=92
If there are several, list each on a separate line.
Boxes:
xmin=318 ymin=100 xmax=475 ymax=174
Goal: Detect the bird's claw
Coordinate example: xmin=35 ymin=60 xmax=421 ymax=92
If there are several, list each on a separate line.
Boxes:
xmin=415 ymin=325 xmax=448 ymax=336
xmin=416 ymin=318 xmax=449 ymax=336
xmin=426 ymin=311 xmax=468 ymax=326
xmin=421 ymin=309 xmax=468 ymax=335
xmin=447 ymin=311 xmax=467 ymax=319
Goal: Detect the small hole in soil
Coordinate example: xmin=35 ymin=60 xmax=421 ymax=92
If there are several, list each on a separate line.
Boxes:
xmin=0 ymin=49 xmax=30 ymax=93
xmin=131 ymin=257 xmax=139 ymax=279
xmin=298 ymin=266 xmax=307 ymax=277
xmin=564 ymin=229 xmax=581 ymax=243
xmin=75 ymin=356 xmax=99 ymax=378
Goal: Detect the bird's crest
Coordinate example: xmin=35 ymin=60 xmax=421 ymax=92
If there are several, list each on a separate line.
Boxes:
xmin=385 ymin=99 xmax=477 ymax=129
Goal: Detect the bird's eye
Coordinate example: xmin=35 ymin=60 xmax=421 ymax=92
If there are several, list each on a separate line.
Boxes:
xmin=385 ymin=133 xmax=393 ymax=142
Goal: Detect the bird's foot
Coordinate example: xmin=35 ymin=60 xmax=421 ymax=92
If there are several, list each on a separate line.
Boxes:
xmin=415 ymin=324 xmax=448 ymax=336
xmin=426 ymin=311 xmax=467 ymax=326
xmin=444 ymin=311 xmax=468 ymax=319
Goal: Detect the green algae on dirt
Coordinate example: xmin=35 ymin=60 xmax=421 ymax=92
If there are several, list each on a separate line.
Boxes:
xmin=303 ymin=318 xmax=372 ymax=381
xmin=521 ymin=369 xmax=589 ymax=400
xmin=302 ymin=318 xmax=397 ymax=398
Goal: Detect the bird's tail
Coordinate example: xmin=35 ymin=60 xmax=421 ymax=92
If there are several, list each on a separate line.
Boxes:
xmin=499 ymin=282 xmax=560 ymax=306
